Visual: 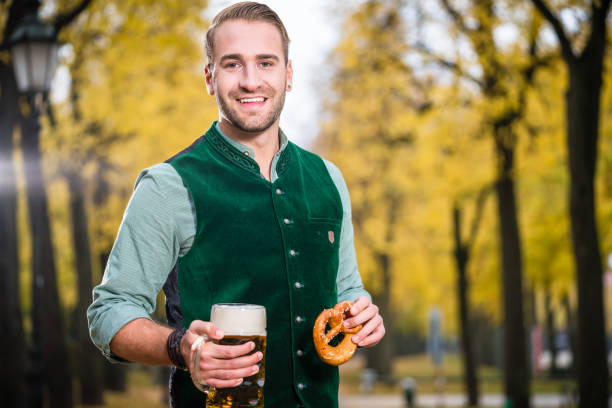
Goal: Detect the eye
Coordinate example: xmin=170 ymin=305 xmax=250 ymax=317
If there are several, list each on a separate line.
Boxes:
xmin=260 ymin=61 xmax=274 ymax=68
xmin=224 ymin=61 xmax=240 ymax=69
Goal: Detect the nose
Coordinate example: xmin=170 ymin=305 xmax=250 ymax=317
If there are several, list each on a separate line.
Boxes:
xmin=239 ymin=63 xmax=262 ymax=91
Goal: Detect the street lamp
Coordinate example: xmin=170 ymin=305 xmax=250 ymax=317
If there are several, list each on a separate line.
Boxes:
xmin=7 ymin=8 xmax=60 ymax=407
xmin=9 ymin=12 xmax=58 ymax=94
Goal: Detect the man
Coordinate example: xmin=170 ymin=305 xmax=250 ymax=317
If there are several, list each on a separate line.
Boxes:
xmin=87 ymin=2 xmax=385 ymax=407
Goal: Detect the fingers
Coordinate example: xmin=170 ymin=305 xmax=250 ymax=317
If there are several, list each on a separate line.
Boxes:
xmin=193 ymin=346 xmax=263 ymax=388
xmin=187 ymin=322 xmax=264 ymax=390
xmin=349 ymin=296 xmax=370 ymax=317
xmin=344 ymin=300 xmax=377 ymax=329
xmin=207 ymin=341 xmax=257 ymax=359
xmin=202 ymin=350 xmax=263 ymax=370
xmin=206 ymin=363 xmax=261 ymax=383
xmin=188 ymin=320 xmax=224 ymax=340
xmin=182 ymin=320 xmax=226 ymax=365
xmin=352 ymin=314 xmax=385 ymax=347
xmin=343 ymin=298 xmax=386 ymax=348
xmin=354 ymin=323 xmax=386 ymax=348
xmin=206 ymin=378 xmax=245 ymax=388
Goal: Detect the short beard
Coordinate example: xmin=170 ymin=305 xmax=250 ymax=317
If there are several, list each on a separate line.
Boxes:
xmin=216 ymin=85 xmax=286 ymax=133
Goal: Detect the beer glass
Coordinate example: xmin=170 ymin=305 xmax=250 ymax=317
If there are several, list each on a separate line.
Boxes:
xmin=193 ymin=303 xmax=267 ymax=408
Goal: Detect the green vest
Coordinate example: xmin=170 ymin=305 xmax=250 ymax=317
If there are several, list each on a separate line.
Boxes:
xmin=166 ymin=123 xmax=342 ymax=407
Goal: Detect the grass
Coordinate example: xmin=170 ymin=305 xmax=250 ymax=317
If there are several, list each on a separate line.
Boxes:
xmin=339 ymin=352 xmax=578 ymax=395
xmin=83 ymin=353 xmax=596 ymax=407
xmin=92 ymin=370 xmax=169 ymax=408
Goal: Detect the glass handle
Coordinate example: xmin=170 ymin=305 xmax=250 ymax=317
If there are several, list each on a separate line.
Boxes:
xmin=191 ymin=334 xmax=210 ymax=394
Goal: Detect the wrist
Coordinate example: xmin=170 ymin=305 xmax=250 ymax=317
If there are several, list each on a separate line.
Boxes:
xmin=167 ymin=328 xmax=188 ymax=371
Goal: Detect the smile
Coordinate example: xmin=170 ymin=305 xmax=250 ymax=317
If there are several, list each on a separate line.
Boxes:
xmin=238 ymin=97 xmax=266 ymax=103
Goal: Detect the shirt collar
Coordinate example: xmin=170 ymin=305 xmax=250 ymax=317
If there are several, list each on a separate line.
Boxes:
xmin=215 ymin=122 xmax=288 ymax=160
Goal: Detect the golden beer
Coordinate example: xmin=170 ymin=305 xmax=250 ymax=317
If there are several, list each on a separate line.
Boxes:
xmin=207 ymin=304 xmax=267 ymax=408
xmin=207 ymin=335 xmax=266 ymax=408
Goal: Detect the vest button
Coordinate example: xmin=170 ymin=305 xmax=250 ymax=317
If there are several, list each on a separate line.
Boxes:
xmin=244 ymin=150 xmax=250 ymax=156
xmin=295 ymin=316 xmax=304 ymax=323
xmin=297 ymin=349 xmax=304 ymax=357
xmin=283 ymin=218 xmax=291 ymax=225
xmin=297 ymin=383 xmax=305 ymax=390
xmin=275 ymin=188 xmax=283 ymax=195
xmin=294 ymin=282 xmax=302 ymax=289
xmin=289 ymin=249 xmax=296 ymax=256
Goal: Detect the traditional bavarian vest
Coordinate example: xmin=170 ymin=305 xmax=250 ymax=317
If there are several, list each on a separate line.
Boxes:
xmin=163 ymin=123 xmax=342 ymax=407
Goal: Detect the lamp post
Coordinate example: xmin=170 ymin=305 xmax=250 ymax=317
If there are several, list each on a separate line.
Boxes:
xmin=9 ymin=7 xmax=58 ymax=95
xmin=8 ymin=5 xmax=66 ymax=408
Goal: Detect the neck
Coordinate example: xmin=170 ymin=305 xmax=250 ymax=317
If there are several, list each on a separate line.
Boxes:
xmin=218 ymin=118 xmax=281 ymax=181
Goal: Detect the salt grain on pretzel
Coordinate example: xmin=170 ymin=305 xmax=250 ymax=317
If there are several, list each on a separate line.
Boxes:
xmin=313 ymin=301 xmax=362 ymax=366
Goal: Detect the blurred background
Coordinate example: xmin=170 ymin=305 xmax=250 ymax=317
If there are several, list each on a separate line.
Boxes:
xmin=1 ymin=0 xmax=612 ymax=407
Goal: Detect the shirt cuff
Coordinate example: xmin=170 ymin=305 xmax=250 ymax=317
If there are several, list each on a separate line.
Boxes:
xmin=89 ymin=302 xmax=153 ymax=363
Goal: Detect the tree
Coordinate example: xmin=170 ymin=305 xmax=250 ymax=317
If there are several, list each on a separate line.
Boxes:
xmin=41 ymin=0 xmax=214 ymax=399
xmin=319 ymin=0 xmax=423 ymax=381
xmin=0 ymin=1 xmax=91 ymax=407
xmin=414 ymin=2 xmax=553 ymax=405
xmin=529 ymin=1 xmax=611 ymax=406
xmin=452 ymin=186 xmax=491 ymax=406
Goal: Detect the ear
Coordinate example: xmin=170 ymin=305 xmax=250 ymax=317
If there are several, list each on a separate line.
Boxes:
xmin=286 ymin=59 xmax=293 ymax=92
xmin=204 ymin=65 xmax=214 ymax=95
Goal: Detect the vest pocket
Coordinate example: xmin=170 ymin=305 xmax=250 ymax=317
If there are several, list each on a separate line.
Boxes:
xmin=308 ymin=218 xmax=341 ymax=248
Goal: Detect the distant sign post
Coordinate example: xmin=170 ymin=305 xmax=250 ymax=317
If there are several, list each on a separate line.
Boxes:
xmin=428 ymin=308 xmax=445 ymax=404
xmin=428 ymin=308 xmax=443 ymax=367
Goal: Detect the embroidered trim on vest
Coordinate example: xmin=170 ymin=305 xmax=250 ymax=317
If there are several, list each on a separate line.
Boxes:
xmin=206 ymin=128 xmax=260 ymax=176
xmin=276 ymin=144 xmax=292 ymax=176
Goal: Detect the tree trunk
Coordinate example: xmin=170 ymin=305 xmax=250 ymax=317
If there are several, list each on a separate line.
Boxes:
xmin=566 ymin=57 xmax=608 ymax=408
xmin=494 ymin=135 xmax=529 ymax=408
xmin=154 ymin=366 xmax=171 ymax=403
xmin=365 ymin=252 xmax=394 ymax=384
xmin=67 ymin=172 xmax=104 ymax=405
xmin=104 ymin=362 xmax=127 ymax=392
xmin=453 ymin=206 xmax=479 ymax=406
xmin=544 ymin=286 xmax=558 ymax=377
xmin=19 ymin=94 xmax=73 ymax=408
xmin=0 ymin=59 xmax=26 ymax=408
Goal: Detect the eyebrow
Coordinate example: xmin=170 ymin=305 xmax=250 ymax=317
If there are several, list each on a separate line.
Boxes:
xmin=257 ymin=54 xmax=280 ymax=61
xmin=219 ymin=54 xmax=280 ymax=64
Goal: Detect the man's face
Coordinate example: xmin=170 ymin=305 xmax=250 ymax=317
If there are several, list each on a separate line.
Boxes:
xmin=205 ymin=20 xmax=292 ymax=134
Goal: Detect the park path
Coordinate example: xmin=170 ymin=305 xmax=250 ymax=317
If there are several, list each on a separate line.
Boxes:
xmin=339 ymin=393 xmax=594 ymax=407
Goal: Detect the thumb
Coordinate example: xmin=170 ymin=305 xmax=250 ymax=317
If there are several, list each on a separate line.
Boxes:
xmin=350 ymin=296 xmax=370 ymax=317
xmin=188 ymin=320 xmax=224 ymax=341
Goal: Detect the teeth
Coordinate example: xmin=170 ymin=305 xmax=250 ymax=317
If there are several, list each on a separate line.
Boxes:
xmin=239 ymin=97 xmax=265 ymax=103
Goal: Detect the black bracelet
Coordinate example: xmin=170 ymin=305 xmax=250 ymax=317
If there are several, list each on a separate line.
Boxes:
xmin=167 ymin=328 xmax=188 ymax=371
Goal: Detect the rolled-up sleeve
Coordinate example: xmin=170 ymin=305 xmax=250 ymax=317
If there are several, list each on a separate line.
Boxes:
xmin=87 ymin=163 xmax=193 ymax=361
xmin=323 ymin=160 xmax=371 ymax=303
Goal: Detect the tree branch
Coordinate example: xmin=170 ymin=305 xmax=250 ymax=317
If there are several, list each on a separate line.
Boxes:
xmin=583 ymin=0 xmax=611 ymax=58
xmin=530 ymin=0 xmax=576 ymax=62
xmin=53 ymin=0 xmax=93 ymax=33
xmin=415 ymin=43 xmax=484 ymax=89
xmin=1 ymin=0 xmax=26 ymax=49
xmin=439 ymin=0 xmax=471 ymax=34
xmin=591 ymin=0 xmax=612 ymax=31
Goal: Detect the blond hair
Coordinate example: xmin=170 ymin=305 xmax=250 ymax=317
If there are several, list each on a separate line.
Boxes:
xmin=206 ymin=2 xmax=290 ymax=66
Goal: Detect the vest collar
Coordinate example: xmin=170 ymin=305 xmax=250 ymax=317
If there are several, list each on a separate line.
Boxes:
xmin=206 ymin=121 xmax=292 ymax=180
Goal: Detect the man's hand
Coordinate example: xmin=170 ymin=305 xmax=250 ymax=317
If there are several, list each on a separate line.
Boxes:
xmin=181 ymin=320 xmax=263 ymax=389
xmin=343 ymin=296 xmax=385 ymax=348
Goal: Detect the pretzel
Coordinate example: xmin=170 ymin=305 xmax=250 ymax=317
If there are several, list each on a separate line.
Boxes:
xmin=313 ymin=301 xmax=362 ymax=366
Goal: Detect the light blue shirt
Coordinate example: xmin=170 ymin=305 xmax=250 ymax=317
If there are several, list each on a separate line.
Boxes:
xmin=87 ymin=125 xmax=369 ymax=360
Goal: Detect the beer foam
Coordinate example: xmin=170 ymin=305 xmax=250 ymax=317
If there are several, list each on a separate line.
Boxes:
xmin=211 ymin=303 xmax=267 ymax=336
